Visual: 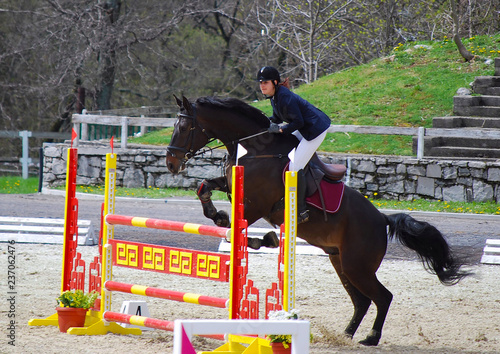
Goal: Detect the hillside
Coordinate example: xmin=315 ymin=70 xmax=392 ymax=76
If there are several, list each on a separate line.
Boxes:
xmin=132 ymin=34 xmax=500 ymax=156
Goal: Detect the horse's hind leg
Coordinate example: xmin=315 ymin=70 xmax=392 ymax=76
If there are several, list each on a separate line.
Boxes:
xmin=197 ymin=177 xmax=230 ymax=227
xmin=329 ymin=254 xmax=371 ymax=340
xmin=338 ymin=255 xmax=393 ymax=346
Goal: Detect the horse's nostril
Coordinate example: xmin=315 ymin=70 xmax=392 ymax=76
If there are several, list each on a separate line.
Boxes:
xmin=167 ymin=161 xmax=177 ymax=174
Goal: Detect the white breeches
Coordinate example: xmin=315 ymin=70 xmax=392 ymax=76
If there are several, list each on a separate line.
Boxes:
xmin=289 ymin=130 xmax=327 ymax=171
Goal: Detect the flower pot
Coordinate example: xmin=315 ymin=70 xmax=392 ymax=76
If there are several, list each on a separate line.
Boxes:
xmin=270 ymin=342 xmax=292 ymax=354
xmin=56 ymin=307 xmax=87 ymax=333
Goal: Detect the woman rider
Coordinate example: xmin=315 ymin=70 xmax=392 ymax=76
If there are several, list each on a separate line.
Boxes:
xmin=257 ymin=66 xmax=331 ymax=224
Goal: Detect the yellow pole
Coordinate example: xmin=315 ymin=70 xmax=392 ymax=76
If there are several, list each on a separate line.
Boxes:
xmin=60 ymin=148 xmax=75 ymax=294
xmin=100 ymin=153 xmax=117 ymax=315
xmin=283 ymin=171 xmax=297 ymax=311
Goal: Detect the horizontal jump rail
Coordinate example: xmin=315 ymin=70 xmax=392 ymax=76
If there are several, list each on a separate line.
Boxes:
xmin=105 ymin=281 xmax=228 ymax=308
xmin=103 ymin=311 xmax=224 ymax=340
xmin=105 ymin=214 xmax=230 ymax=239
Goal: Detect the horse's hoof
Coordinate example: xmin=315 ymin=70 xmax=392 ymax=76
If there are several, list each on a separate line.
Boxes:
xmin=262 ymin=231 xmax=279 ymax=248
xmin=343 ymin=332 xmax=354 ymax=340
xmin=215 ymin=210 xmax=230 ymax=227
xmin=358 ymin=330 xmax=381 ymax=346
xmin=247 ymin=237 xmax=262 ymax=250
xmin=359 ymin=338 xmax=379 ymax=346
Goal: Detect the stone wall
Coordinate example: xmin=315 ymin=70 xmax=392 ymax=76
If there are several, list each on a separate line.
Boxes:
xmin=43 ymin=142 xmax=224 ymax=190
xmin=43 ymin=142 xmax=500 ymax=203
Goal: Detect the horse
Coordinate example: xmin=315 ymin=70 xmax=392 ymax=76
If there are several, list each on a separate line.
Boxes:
xmin=166 ymin=95 xmax=470 ymax=346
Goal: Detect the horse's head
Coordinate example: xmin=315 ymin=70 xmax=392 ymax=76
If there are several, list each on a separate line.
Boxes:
xmin=166 ymin=95 xmax=211 ymax=174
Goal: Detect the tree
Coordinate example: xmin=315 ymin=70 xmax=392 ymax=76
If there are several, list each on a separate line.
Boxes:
xmin=257 ymin=0 xmax=354 ymax=83
xmin=95 ymin=0 xmax=121 ymax=111
xmin=0 ymin=0 xmax=498 ymax=139
xmin=450 ymin=0 xmax=474 ymax=61
xmin=0 ymin=0 xmax=190 ymax=133
xmin=184 ymin=0 xmax=262 ymax=99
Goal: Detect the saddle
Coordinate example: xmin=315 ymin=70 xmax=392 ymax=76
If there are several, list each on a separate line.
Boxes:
xmin=280 ymin=155 xmax=347 ymax=219
xmin=310 ymin=154 xmax=346 ymax=181
xmin=303 ymin=154 xmax=346 ymax=196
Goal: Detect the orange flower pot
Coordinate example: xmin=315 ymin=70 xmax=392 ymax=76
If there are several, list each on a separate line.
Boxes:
xmin=56 ymin=307 xmax=87 ymax=333
xmin=270 ymin=342 xmax=292 ymax=354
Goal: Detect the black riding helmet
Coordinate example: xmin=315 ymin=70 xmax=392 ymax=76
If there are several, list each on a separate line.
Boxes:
xmin=257 ymin=66 xmax=280 ymax=83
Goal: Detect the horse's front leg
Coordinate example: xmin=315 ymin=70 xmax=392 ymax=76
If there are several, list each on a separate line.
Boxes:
xmin=197 ymin=177 xmax=230 ymax=227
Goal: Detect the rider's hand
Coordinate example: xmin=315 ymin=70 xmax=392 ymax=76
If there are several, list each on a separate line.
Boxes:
xmin=268 ymin=123 xmax=281 ymax=134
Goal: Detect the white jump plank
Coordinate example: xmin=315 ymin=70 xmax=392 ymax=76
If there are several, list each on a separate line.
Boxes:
xmin=0 ymin=216 xmax=97 ymax=246
xmin=481 ymin=239 xmax=500 ymax=265
xmin=218 ymin=239 xmax=326 ymax=256
xmin=0 ymin=216 xmax=91 ymax=227
xmin=0 ymin=225 xmax=90 ymax=234
xmin=483 ymin=246 xmax=500 ymax=254
xmin=0 ymin=233 xmax=94 ymax=246
xmin=486 ymin=239 xmax=500 ymax=246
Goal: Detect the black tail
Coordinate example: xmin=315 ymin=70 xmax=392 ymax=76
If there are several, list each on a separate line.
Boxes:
xmin=385 ymin=213 xmax=471 ymax=285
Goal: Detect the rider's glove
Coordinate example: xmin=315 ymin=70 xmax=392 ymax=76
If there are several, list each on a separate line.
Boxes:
xmin=268 ymin=123 xmax=281 ymax=134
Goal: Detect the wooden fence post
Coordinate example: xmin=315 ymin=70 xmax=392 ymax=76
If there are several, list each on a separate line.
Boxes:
xmin=417 ymin=127 xmax=425 ymax=160
xmin=121 ymin=117 xmax=128 ymax=149
xmin=19 ymin=130 xmax=32 ymax=179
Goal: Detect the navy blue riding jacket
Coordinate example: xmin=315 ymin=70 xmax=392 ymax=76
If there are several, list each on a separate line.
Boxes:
xmin=269 ymin=86 xmax=331 ymax=141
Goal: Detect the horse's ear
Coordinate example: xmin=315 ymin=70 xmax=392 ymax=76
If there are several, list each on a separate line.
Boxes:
xmin=173 ymin=94 xmax=182 ymax=108
xmin=182 ymin=96 xmax=194 ymax=116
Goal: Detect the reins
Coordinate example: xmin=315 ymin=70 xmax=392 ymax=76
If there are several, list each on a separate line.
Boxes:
xmin=168 ymin=108 xmax=288 ymax=162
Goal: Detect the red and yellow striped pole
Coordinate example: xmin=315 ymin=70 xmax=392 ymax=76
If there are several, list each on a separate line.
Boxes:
xmin=105 ymin=281 xmax=228 ymax=308
xmin=105 ymin=215 xmax=230 ymax=239
xmin=103 ymin=312 xmax=224 ymax=340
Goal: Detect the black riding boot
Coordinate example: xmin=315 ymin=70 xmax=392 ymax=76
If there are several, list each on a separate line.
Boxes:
xmin=297 ymin=169 xmax=309 ymax=224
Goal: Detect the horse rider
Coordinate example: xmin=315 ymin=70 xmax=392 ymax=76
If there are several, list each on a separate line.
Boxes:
xmin=257 ymin=66 xmax=331 ymax=224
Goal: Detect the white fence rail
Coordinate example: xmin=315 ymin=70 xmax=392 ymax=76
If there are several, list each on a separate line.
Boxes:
xmin=72 ymin=113 xmax=500 ymax=160
xmin=72 ymin=113 xmax=176 ymax=149
xmin=0 ymin=130 xmax=71 ymax=179
xmin=327 ymin=125 xmax=500 ymax=159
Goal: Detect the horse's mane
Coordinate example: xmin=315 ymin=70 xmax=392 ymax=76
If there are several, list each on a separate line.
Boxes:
xmin=195 ymin=96 xmax=270 ymax=128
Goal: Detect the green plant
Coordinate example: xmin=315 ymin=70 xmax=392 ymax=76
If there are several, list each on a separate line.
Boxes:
xmin=266 ymin=309 xmax=300 ymax=347
xmin=57 ymin=290 xmax=98 ymax=309
xmin=0 ymin=176 xmax=38 ymax=194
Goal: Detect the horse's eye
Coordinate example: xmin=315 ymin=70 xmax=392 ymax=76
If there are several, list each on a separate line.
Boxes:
xmin=179 ymin=120 xmax=189 ymax=132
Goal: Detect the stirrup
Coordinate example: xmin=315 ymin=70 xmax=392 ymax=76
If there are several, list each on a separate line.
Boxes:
xmin=298 ymin=210 xmax=309 ymax=224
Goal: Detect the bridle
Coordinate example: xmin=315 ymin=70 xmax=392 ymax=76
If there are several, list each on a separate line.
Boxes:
xmin=166 ymin=109 xmax=216 ymax=165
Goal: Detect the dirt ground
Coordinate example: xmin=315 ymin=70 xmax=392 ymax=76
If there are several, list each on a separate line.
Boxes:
xmin=1 ymin=194 xmax=500 ymax=353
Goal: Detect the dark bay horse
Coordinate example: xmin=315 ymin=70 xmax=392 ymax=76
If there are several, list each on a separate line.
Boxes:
xmin=166 ymin=95 xmax=470 ymax=346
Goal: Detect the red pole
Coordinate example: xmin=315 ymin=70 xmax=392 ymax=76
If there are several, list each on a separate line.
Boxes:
xmin=229 ymin=165 xmax=248 ymax=319
xmin=61 ymin=148 xmax=79 ymax=292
